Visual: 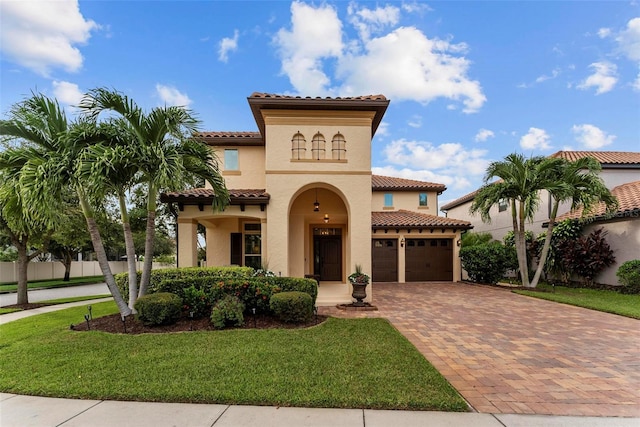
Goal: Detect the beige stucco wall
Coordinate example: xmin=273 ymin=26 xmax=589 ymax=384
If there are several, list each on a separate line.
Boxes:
xmin=216 ymin=145 xmax=266 ymax=189
xmin=372 ymin=190 xmax=439 ymax=213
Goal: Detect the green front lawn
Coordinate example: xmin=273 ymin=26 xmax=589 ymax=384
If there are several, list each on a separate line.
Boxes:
xmin=0 ymin=302 xmax=467 ymax=411
xmin=0 ymin=276 xmax=105 ymax=293
xmin=514 ymin=284 xmax=640 ymax=319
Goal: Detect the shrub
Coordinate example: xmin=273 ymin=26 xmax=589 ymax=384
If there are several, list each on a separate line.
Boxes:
xmin=616 ymin=260 xmax=640 ymax=294
xmin=210 ymin=295 xmax=245 ymax=329
xmin=561 ymin=228 xmax=615 ymax=286
xmin=460 ymin=232 xmax=494 ymax=247
xmin=460 ymin=242 xmax=512 ymax=285
xmin=270 ymin=291 xmax=313 ymax=323
xmin=181 ymin=285 xmax=209 ymax=318
xmin=133 ymin=292 xmax=182 ymax=326
xmin=116 ymin=266 xmax=254 ymax=301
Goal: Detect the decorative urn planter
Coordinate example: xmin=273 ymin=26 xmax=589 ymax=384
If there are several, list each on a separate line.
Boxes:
xmin=348 ymin=264 xmax=370 ymax=307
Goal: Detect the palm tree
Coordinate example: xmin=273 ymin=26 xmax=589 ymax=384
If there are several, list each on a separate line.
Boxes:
xmin=530 ymin=156 xmax=617 ymax=287
xmin=470 ymin=154 xmax=560 ymax=288
xmin=79 ymin=88 xmax=229 ymax=297
xmin=0 ymin=94 xmax=132 ymax=315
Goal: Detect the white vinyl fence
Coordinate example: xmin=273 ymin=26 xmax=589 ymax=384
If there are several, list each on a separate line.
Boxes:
xmin=0 ymin=261 xmax=173 ymax=284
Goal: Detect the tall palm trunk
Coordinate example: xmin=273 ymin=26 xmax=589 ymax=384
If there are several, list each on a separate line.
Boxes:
xmin=14 ymin=238 xmax=29 ymax=305
xmin=78 ymin=190 xmax=131 ymax=316
xmin=530 ymin=200 xmax=560 ymax=288
xmin=118 ymin=191 xmax=138 ymax=310
xmin=516 ymin=200 xmax=531 ymax=287
xmin=138 ymin=185 xmax=157 ymax=297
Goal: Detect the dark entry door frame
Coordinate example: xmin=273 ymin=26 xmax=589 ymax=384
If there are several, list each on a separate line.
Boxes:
xmin=313 ymin=234 xmax=342 ymax=281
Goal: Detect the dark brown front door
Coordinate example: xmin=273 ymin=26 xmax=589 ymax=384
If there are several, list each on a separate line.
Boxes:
xmin=405 ymin=239 xmax=453 ymax=281
xmin=372 ymin=239 xmax=398 ymax=282
xmin=314 ymin=236 xmax=342 ymax=281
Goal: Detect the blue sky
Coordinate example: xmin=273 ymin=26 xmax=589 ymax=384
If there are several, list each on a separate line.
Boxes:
xmin=1 ymin=1 xmax=639 ymax=208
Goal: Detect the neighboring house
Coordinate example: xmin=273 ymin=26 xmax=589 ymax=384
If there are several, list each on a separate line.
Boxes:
xmin=161 ymin=93 xmax=472 ymax=305
xmin=440 ymin=151 xmax=640 ymax=286
xmin=550 ymin=180 xmax=640 ymax=286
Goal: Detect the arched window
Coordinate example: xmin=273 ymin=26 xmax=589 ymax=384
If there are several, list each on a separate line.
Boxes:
xmin=331 ymin=132 xmax=346 ymax=160
xmin=291 ymin=132 xmax=306 ymax=160
xmin=311 ymin=132 xmax=326 ymax=160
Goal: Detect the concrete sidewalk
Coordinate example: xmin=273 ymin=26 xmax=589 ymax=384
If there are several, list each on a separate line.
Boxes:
xmin=2 ymin=393 xmax=638 ymax=427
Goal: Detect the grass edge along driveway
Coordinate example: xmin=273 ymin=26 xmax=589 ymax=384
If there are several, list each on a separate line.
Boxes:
xmin=0 ymin=301 xmax=468 ymax=411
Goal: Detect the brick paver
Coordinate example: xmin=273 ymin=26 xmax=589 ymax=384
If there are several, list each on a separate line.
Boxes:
xmin=320 ymin=283 xmax=640 ymax=417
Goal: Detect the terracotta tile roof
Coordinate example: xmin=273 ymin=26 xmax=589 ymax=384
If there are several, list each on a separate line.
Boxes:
xmin=440 ymin=189 xmax=480 ymax=211
xmin=160 ymin=188 xmax=269 ymax=204
xmin=553 ymin=180 xmax=640 ymax=223
xmin=372 ymin=210 xmax=473 ymax=230
xmin=372 ymin=175 xmax=446 ymax=192
xmin=250 ymin=92 xmax=387 ymax=101
xmin=196 ymin=131 xmax=263 ymax=146
xmin=549 ymin=150 xmax=640 ymax=165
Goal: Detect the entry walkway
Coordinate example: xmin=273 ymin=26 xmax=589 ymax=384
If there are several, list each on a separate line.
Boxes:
xmin=322 ymin=282 xmax=640 ymax=417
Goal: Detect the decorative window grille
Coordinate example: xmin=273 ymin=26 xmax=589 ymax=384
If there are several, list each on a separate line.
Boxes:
xmin=291 ymin=132 xmax=306 ymax=160
xmin=331 ymin=133 xmax=346 ymax=160
xmin=311 ymin=132 xmax=326 ymax=160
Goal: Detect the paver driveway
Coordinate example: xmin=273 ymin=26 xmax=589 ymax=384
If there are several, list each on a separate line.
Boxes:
xmin=322 ymin=283 xmax=640 ymax=417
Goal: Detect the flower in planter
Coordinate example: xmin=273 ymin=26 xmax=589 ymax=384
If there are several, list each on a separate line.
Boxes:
xmin=348 ymin=264 xmax=370 ymax=284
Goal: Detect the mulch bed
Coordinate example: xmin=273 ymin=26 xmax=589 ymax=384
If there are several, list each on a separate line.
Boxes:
xmin=71 ymin=312 xmax=328 ymax=334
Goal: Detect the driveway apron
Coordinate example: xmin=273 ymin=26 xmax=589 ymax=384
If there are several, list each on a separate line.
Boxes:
xmin=321 ymin=283 xmax=640 ymax=417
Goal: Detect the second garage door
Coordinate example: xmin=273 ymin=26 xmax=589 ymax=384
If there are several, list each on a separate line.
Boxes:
xmin=405 ymin=239 xmax=453 ymax=281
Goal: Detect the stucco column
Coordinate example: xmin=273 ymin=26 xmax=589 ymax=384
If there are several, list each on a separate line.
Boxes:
xmin=398 ymin=234 xmax=406 ymax=283
xmin=261 ymin=218 xmax=268 ymax=271
xmin=177 ymin=218 xmax=198 ymax=268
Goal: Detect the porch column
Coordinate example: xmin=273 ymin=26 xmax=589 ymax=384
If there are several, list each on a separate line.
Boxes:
xmin=261 ymin=218 xmax=268 ymax=271
xmin=398 ymin=234 xmax=406 ymax=283
xmin=177 ymin=218 xmax=198 ymax=267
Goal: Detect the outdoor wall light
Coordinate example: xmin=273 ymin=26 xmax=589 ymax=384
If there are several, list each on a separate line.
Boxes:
xmin=314 ymin=188 xmax=320 ymax=212
xmin=400 ymin=238 xmax=405 ymax=247
xmin=324 ymin=214 xmax=329 ymax=223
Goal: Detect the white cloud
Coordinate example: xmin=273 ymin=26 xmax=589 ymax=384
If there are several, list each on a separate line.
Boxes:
xmin=598 ymin=28 xmax=612 ymax=38
xmin=274 ymin=1 xmax=344 ymax=94
xmin=381 ymin=138 xmax=489 ymax=179
xmin=375 ymin=121 xmax=390 ymax=137
xmin=401 ymin=2 xmax=433 ymax=14
xmin=407 ymin=115 xmax=422 ymax=128
xmin=571 ymin=124 xmax=616 ymax=149
xmin=520 ymin=127 xmax=551 ymax=150
xmin=274 ymin=2 xmax=486 ymax=113
xmin=155 ymin=84 xmax=192 ymax=107
xmin=474 ymin=128 xmax=495 ymax=142
xmin=52 ymin=80 xmax=84 ymax=106
xmin=633 ymin=73 xmax=640 ymax=91
xmin=535 ymin=68 xmax=560 ymax=83
xmin=218 ymin=30 xmax=239 ymax=63
xmin=577 ymin=61 xmax=618 ymax=94
xmin=0 ymin=0 xmax=98 ymax=76
xmin=347 ymin=4 xmax=400 ymax=41
xmin=615 ymin=17 xmax=640 ymax=62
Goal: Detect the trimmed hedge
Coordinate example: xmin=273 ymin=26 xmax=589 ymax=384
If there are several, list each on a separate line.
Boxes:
xmin=133 ymin=292 xmax=182 ymax=326
xmin=115 ymin=266 xmax=254 ymax=301
xmin=116 ymin=267 xmax=318 ymax=315
xmin=460 ymin=242 xmax=513 ymax=285
xmin=616 ymin=260 xmax=640 ymax=294
xmin=210 ymin=295 xmax=245 ymax=329
xmin=270 ymin=291 xmax=313 ymax=323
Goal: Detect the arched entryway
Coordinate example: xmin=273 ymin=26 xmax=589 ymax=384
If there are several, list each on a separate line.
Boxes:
xmin=288 ymin=185 xmax=348 ymax=283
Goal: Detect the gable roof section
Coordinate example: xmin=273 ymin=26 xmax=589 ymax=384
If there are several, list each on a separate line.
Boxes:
xmin=372 ymin=210 xmax=472 ymax=230
xmin=247 ymin=92 xmax=389 ymax=139
xmin=372 ymin=175 xmax=446 ymax=193
xmin=552 ymin=180 xmax=640 ymax=223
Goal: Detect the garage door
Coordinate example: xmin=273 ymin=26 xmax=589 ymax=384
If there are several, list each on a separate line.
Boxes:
xmin=372 ymin=239 xmax=398 ymax=282
xmin=405 ymin=239 xmax=453 ymax=281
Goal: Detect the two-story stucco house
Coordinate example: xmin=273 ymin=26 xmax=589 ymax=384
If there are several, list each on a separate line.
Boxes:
xmin=161 ymin=93 xmax=472 ymax=305
xmin=440 ymin=151 xmax=640 ymax=286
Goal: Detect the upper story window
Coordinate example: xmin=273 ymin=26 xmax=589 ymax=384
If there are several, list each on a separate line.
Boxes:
xmin=311 ymin=132 xmax=326 ymax=160
xmin=384 ymin=193 xmax=393 ymax=207
xmin=224 ymin=149 xmax=238 ymax=171
xmin=419 ymin=193 xmax=428 ymax=207
xmin=498 ymin=198 xmax=508 ymax=212
xmin=291 ymin=132 xmax=306 ymax=160
xmin=331 ymin=133 xmax=346 ymax=160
